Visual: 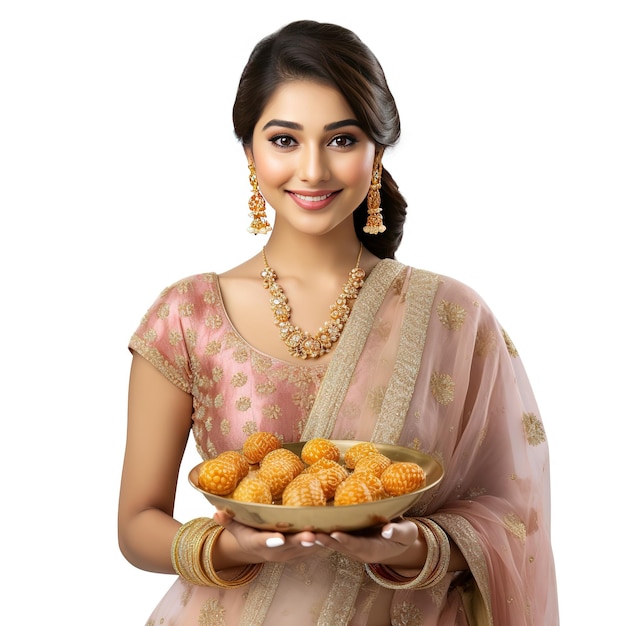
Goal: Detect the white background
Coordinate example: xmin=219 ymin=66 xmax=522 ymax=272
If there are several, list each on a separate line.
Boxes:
xmin=1 ymin=1 xmax=624 ymax=624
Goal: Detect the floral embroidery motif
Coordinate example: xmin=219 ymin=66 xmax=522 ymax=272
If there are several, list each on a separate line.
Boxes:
xmin=179 ymin=302 xmax=194 ymax=317
xmin=367 ymin=386 xmax=386 ymax=414
xmin=176 ymin=279 xmax=192 ymax=294
xmin=205 ymin=340 xmax=221 ymax=356
xmin=157 ymin=303 xmax=170 ymax=319
xmin=256 ymin=381 xmax=276 ymax=394
xmin=391 ymin=601 xmax=423 ymax=625
xmin=430 ymin=372 xmax=455 ymax=405
xmin=522 ymin=412 xmax=546 ymax=445
xmin=205 ymin=313 xmax=222 ymax=329
xmin=502 ymin=328 xmax=519 ymax=357
xmin=169 ymin=330 xmax=183 ymax=346
xmin=199 ymin=598 xmax=226 ymax=625
xmin=203 ymin=289 xmax=218 ymax=305
xmin=144 ymin=328 xmax=157 ymax=343
xmin=436 ymin=300 xmax=466 ymax=330
xmin=475 ymin=328 xmax=497 ymax=356
xmin=242 ymin=421 xmax=258 ymax=437
xmin=185 ymin=328 xmax=197 ymax=347
xmin=236 ymin=397 xmax=251 ymax=411
xmin=231 ymin=372 xmax=247 ymax=387
xmin=504 ymin=512 xmax=527 ymax=542
xmin=262 ymin=404 xmax=282 ymax=420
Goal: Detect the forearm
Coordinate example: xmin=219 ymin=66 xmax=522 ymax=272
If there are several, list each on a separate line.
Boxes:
xmin=118 ymin=508 xmax=181 ymax=574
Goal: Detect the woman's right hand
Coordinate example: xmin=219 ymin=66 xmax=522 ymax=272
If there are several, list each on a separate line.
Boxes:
xmin=212 ymin=509 xmax=326 ymax=568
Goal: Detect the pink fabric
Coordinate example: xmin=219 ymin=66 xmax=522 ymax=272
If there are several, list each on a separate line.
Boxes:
xmin=129 ymin=262 xmax=559 ymax=625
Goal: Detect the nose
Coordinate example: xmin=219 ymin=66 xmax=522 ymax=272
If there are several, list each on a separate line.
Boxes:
xmin=297 ymin=144 xmax=330 ymax=183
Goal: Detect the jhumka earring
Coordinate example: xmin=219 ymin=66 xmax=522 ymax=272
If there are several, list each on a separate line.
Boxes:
xmin=247 ymin=163 xmax=272 ymax=235
xmin=363 ymin=158 xmax=386 ymax=235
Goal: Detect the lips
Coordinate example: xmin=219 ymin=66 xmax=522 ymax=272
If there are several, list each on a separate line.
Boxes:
xmin=288 ymin=190 xmax=339 ymax=210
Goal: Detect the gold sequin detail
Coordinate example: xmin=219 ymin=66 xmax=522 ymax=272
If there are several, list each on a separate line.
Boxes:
xmin=176 ymin=279 xmax=192 ymax=294
xmin=367 ymin=386 xmax=386 ymax=414
xmin=204 ymin=313 xmax=222 ymax=329
xmin=203 ymin=289 xmax=218 ymax=305
xmin=178 ymin=302 xmax=194 ymax=317
xmin=205 ymin=340 xmax=221 ymax=356
xmin=236 ymin=397 xmax=251 ymax=411
xmin=504 ymin=512 xmax=527 ymax=542
xmin=169 ymin=330 xmax=182 ymax=346
xmin=231 ymin=372 xmax=247 ymax=387
xmin=256 ymin=381 xmax=276 ymax=394
xmin=463 ymin=486 xmax=487 ymax=499
xmin=430 ymin=371 xmax=455 ymax=405
xmin=199 ymin=598 xmax=226 ymax=626
xmin=262 ymin=404 xmax=282 ymax=420
xmin=522 ymin=412 xmax=546 ymax=445
xmin=185 ymin=328 xmax=197 ymax=347
xmin=391 ymin=601 xmax=423 ymax=626
xmin=502 ymin=328 xmax=519 ymax=357
xmin=144 ymin=328 xmax=157 ymax=343
xmin=475 ymin=328 xmax=497 ymax=356
xmin=436 ymin=299 xmax=466 ymax=330
xmin=157 ymin=303 xmax=170 ymax=319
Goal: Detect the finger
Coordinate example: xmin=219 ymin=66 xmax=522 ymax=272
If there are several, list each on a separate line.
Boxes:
xmin=380 ymin=520 xmax=418 ymax=546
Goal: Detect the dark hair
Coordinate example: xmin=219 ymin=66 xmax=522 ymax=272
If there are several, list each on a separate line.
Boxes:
xmin=232 ymin=20 xmax=407 ymax=259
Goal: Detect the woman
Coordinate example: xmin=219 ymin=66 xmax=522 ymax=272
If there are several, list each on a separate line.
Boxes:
xmin=118 ymin=20 xmax=559 ymax=625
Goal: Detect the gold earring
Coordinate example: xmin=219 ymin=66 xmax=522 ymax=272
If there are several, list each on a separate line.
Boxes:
xmin=363 ymin=158 xmax=386 ymax=234
xmin=247 ymin=163 xmax=272 ymax=235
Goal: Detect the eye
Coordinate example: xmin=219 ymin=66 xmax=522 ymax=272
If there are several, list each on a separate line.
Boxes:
xmin=329 ymin=134 xmax=357 ymax=148
xmin=269 ymin=134 xmax=298 ymax=149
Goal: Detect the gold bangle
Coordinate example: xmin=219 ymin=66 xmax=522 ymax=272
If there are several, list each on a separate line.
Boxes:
xmin=416 ymin=518 xmax=450 ymax=588
xmin=171 ymin=518 xmax=217 ymax=586
xmin=365 ymin=517 xmax=448 ymax=590
xmin=201 ymin=525 xmax=264 ymax=588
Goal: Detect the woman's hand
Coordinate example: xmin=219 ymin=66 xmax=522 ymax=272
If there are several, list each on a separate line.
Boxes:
xmin=312 ymin=518 xmax=423 ymax=572
xmin=212 ymin=509 xmax=325 ymax=566
xmin=213 ymin=511 xmax=424 ymax=573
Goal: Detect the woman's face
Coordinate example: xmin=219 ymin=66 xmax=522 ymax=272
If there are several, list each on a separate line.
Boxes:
xmin=246 ymin=80 xmax=377 ymax=238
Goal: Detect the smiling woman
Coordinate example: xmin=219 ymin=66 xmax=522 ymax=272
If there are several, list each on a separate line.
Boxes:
xmin=118 ymin=19 xmax=559 ymax=625
xmin=245 ymin=81 xmax=376 ymax=240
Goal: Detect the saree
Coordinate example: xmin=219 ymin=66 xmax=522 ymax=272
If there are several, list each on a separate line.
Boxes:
xmin=129 ymin=259 xmax=559 ymax=625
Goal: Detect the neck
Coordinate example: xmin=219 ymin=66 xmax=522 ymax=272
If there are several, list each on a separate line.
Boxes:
xmin=262 ymin=233 xmax=364 ymax=275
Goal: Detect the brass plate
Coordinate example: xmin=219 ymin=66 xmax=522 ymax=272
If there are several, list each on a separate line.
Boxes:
xmin=189 ymin=440 xmax=444 ymax=533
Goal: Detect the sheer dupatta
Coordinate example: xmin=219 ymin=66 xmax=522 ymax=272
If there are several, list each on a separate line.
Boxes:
xmin=243 ymin=259 xmax=558 ymax=625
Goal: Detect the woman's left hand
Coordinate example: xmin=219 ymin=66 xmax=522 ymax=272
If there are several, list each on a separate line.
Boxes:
xmin=312 ymin=518 xmax=422 ymax=568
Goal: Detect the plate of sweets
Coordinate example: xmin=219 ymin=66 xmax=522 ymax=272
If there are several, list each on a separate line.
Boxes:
xmin=189 ymin=433 xmax=444 ymax=533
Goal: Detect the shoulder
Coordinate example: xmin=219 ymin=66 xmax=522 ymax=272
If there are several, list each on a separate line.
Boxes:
xmin=134 ymin=272 xmax=222 ymax=328
xmin=403 ymin=264 xmax=497 ymax=323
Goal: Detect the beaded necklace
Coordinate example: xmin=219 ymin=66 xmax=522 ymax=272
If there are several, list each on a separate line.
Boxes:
xmin=260 ymin=245 xmax=365 ymax=359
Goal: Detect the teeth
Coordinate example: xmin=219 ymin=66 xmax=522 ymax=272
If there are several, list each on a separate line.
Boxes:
xmin=294 ymin=192 xmax=333 ymax=202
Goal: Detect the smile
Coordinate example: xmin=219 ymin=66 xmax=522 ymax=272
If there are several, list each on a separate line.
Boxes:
xmin=292 ymin=192 xmax=334 ymax=202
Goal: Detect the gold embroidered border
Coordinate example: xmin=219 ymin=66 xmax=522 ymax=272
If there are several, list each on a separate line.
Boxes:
xmin=301 ymin=259 xmax=405 ymax=440
xmin=429 ymin=512 xmax=494 ymax=626
xmin=129 ymin=336 xmax=192 ymax=393
xmin=372 ymin=269 xmax=440 ymax=444
xmin=237 ymin=562 xmax=285 ymax=626
xmin=317 ymin=554 xmax=365 ymax=624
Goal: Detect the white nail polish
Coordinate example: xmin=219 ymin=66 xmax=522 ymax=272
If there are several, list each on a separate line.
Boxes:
xmin=382 ymin=528 xmax=393 ymax=539
xmin=301 ymin=541 xmax=315 ymax=547
xmin=265 ymin=537 xmax=285 ymax=548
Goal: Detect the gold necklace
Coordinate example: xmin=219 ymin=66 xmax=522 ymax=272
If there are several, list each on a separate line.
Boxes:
xmin=260 ymin=244 xmax=366 ymax=359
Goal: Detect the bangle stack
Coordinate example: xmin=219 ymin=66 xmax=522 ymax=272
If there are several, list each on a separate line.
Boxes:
xmin=365 ymin=517 xmax=451 ymax=590
xmin=171 ymin=517 xmax=263 ymax=588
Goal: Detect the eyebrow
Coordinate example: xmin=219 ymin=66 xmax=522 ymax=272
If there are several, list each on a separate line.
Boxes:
xmin=261 ymin=118 xmax=362 ymax=132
